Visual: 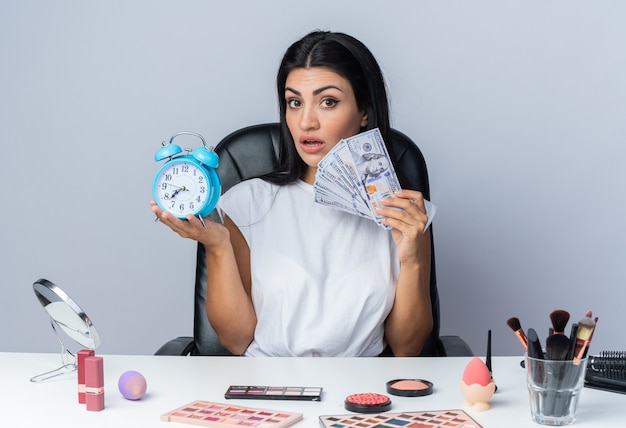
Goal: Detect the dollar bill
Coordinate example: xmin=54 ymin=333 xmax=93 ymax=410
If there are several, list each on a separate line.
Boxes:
xmin=314 ymin=128 xmax=393 ymax=227
xmin=344 ymin=128 xmax=402 ymax=227
xmin=314 ymin=128 xmax=436 ymax=231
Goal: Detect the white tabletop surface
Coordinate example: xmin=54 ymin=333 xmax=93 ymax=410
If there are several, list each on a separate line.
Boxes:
xmin=1 ymin=352 xmax=624 ymax=427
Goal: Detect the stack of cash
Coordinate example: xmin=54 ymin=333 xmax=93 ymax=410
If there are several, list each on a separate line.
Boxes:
xmin=313 ymin=128 xmax=401 ymax=229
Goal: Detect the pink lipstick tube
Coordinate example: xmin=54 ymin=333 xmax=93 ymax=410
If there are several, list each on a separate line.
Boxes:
xmin=77 ymin=349 xmax=95 ymax=404
xmin=84 ymin=356 xmax=105 ymax=411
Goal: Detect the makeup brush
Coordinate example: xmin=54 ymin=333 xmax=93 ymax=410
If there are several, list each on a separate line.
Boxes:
xmin=549 ymin=309 xmax=570 ymax=335
xmin=573 ymin=313 xmax=596 ymax=364
xmin=546 ymin=333 xmax=571 ymax=361
xmin=506 ymin=317 xmax=528 ymax=351
xmin=582 ymin=317 xmax=599 ymax=359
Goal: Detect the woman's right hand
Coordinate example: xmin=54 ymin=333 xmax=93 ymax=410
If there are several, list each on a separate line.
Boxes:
xmin=150 ymin=200 xmax=230 ymax=249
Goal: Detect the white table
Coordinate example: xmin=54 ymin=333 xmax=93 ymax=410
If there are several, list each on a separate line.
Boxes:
xmin=1 ymin=353 xmax=624 ymax=427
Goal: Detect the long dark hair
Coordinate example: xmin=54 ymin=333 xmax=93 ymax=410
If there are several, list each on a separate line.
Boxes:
xmin=262 ymin=31 xmax=393 ymax=185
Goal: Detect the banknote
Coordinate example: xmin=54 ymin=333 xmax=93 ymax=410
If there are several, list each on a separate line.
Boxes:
xmin=315 ymin=141 xmax=370 ymax=216
xmin=314 ymin=128 xmax=397 ymax=228
xmin=314 ymin=128 xmax=436 ymax=230
xmin=344 ymin=128 xmax=402 ymax=227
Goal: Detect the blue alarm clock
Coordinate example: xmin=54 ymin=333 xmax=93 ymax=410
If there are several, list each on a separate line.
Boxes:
xmin=152 ymin=132 xmax=221 ymax=219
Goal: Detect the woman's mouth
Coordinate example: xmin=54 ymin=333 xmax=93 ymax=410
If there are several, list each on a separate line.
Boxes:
xmin=300 ymin=138 xmax=325 ymax=154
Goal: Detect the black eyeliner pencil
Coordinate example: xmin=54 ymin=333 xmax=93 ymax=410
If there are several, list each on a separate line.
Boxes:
xmin=486 ymin=330 xmax=492 ymax=372
xmin=527 ymin=328 xmax=544 ymax=360
xmin=527 ymin=328 xmax=545 ymax=384
xmin=567 ymin=323 xmax=579 ymax=360
xmin=486 ymin=329 xmax=497 ymax=392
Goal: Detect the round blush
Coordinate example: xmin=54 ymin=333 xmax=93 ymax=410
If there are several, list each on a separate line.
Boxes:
xmin=344 ymin=392 xmax=392 ymax=413
xmin=386 ymin=378 xmax=433 ymax=397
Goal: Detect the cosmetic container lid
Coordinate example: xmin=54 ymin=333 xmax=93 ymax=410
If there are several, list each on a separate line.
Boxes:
xmin=386 ymin=379 xmax=433 ymax=397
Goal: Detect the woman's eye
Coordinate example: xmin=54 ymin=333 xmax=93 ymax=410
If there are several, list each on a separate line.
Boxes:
xmin=321 ymin=98 xmax=338 ymax=108
xmin=287 ymin=99 xmax=301 ymax=108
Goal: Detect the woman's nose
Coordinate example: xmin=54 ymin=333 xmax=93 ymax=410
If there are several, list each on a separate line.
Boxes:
xmin=299 ymin=106 xmax=319 ymax=131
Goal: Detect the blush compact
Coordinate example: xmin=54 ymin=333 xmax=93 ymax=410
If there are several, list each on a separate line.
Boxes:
xmin=344 ymin=392 xmax=392 ymax=413
xmin=386 ymin=379 xmax=434 ymax=397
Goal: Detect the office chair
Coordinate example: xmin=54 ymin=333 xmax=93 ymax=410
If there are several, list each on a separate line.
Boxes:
xmin=155 ymin=123 xmax=473 ymax=357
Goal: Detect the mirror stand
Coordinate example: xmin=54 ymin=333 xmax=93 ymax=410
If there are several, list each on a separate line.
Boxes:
xmin=30 ymin=278 xmax=100 ymax=383
xmin=30 ymin=319 xmax=78 ymax=382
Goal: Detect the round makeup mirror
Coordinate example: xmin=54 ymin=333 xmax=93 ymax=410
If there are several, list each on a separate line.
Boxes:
xmin=30 ymin=278 xmax=101 ymax=382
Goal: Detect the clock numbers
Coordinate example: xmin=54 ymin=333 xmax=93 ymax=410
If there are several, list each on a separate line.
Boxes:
xmin=155 ymin=160 xmax=211 ymax=216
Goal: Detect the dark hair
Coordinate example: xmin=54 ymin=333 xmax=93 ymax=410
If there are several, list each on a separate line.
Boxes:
xmin=262 ymin=31 xmax=392 ymax=185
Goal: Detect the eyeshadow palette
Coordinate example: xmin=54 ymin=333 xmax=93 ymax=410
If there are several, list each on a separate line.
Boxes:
xmin=161 ymin=400 xmax=303 ymax=427
xmin=225 ymin=385 xmax=323 ymax=401
xmin=319 ymin=409 xmax=483 ymax=428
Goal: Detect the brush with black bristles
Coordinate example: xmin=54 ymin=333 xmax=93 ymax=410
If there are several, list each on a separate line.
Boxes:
xmin=549 ymin=309 xmax=570 ymax=335
xmin=546 ymin=333 xmax=571 ymax=360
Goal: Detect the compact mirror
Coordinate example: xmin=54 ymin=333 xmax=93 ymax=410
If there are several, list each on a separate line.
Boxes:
xmin=31 ymin=278 xmax=101 ymax=382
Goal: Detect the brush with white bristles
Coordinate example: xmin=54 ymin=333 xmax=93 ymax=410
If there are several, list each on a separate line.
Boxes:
xmin=573 ymin=311 xmax=596 ymax=364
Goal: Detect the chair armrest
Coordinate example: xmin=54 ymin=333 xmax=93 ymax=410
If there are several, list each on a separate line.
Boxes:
xmin=438 ymin=335 xmax=474 ymax=357
xmin=155 ymin=336 xmax=195 ymax=356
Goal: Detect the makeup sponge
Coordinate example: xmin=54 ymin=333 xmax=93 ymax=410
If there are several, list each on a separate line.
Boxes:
xmin=462 ymin=357 xmax=492 ymax=386
xmin=118 ymin=370 xmax=147 ymax=400
xmin=461 ymin=357 xmax=495 ymax=411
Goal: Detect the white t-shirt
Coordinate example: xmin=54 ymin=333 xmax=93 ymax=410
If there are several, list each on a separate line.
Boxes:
xmin=217 ymin=178 xmax=399 ymax=357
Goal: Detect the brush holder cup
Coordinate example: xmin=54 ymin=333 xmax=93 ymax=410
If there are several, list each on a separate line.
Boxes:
xmin=525 ymin=355 xmax=588 ymax=426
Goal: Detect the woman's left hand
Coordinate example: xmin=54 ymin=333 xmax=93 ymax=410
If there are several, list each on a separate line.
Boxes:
xmin=375 ymin=189 xmax=429 ymax=264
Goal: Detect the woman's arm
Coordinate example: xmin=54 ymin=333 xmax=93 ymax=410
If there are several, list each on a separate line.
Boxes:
xmin=150 ymin=202 xmax=256 ymax=355
xmin=376 ymin=190 xmax=434 ymax=356
xmin=205 ymin=216 xmax=256 ymax=354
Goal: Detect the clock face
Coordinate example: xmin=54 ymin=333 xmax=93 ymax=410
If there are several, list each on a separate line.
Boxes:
xmin=153 ymin=159 xmax=212 ymax=218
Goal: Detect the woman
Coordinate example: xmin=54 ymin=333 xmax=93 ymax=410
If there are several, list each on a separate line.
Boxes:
xmin=151 ymin=31 xmax=433 ymax=357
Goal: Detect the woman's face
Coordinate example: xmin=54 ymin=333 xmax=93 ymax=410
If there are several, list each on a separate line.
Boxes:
xmin=284 ymin=67 xmax=368 ymax=184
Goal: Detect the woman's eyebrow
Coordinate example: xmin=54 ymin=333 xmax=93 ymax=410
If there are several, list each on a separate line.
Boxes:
xmin=285 ymin=85 xmax=343 ymax=96
xmin=313 ymin=85 xmax=343 ymax=95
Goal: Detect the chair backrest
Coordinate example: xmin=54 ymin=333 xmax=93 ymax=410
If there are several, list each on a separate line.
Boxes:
xmin=192 ymin=123 xmax=441 ymax=356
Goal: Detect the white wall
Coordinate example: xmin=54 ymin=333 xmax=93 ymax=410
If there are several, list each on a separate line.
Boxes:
xmin=2 ymin=1 xmax=625 ymax=357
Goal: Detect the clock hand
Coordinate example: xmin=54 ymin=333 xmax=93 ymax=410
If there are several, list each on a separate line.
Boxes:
xmin=170 ymin=186 xmax=188 ymax=199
